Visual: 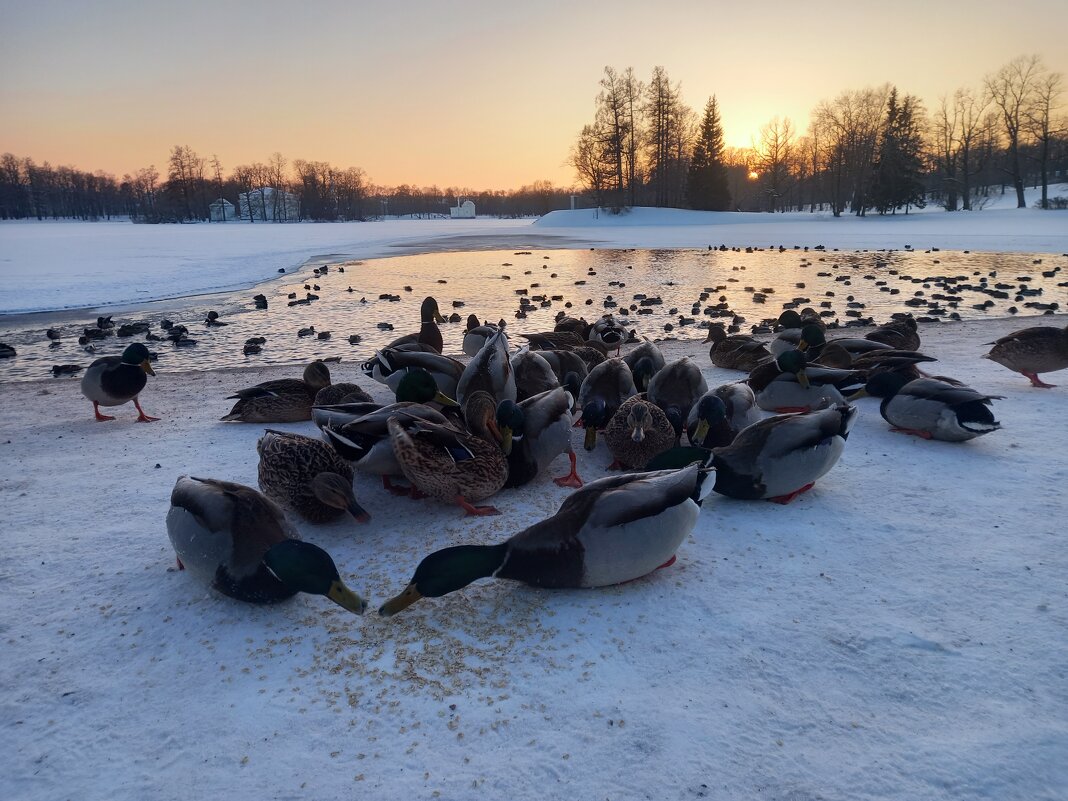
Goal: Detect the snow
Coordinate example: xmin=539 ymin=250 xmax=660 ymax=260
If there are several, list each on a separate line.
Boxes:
xmin=2 ymin=187 xmax=1066 ymax=315
xmin=2 ymin=314 xmax=1067 ymax=800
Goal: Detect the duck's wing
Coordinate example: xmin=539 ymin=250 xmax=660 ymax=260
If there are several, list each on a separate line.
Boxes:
xmin=902 ymin=378 xmax=1002 ymax=405
xmin=987 ymin=326 xmax=1057 ymax=346
xmin=519 ymin=387 xmax=572 ymax=435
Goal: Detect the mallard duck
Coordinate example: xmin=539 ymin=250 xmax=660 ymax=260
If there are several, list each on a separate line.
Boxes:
xmin=80 ymin=342 xmax=158 ymax=422
xmin=312 ymin=400 xmax=383 ymax=430
xmin=312 ymin=368 xmax=454 ymax=429
xmin=388 ymin=390 xmax=509 ymax=515
xmin=554 ymin=316 xmax=590 ymax=337
xmin=378 ymin=460 xmax=714 ymax=616
xmin=362 ymin=347 xmax=465 ymax=398
xmin=257 ymin=430 xmax=370 ymax=524
xmin=983 ymin=323 xmax=1068 ymax=387
xmin=576 ymin=357 xmax=638 ymax=451
xmin=706 ymin=326 xmax=773 ymax=372
xmin=710 ymin=402 xmax=858 ymax=503
xmin=463 ymin=315 xmax=504 ymax=357
xmin=387 ymin=296 xmax=447 ymax=353
xmin=687 ymin=383 xmax=760 ymax=448
xmin=166 ymin=476 xmax=366 ymax=613
xmin=571 ymin=344 xmax=609 ymax=371
xmin=457 ymin=329 xmax=516 ymax=406
xmin=748 ymin=350 xmax=864 ymax=413
xmin=604 ymin=395 xmax=676 ymax=470
xmin=519 ymin=330 xmax=586 ymax=350
xmin=220 ymin=361 xmax=330 ymax=423
xmin=769 ymin=310 xmax=805 ymax=356
xmin=849 ymin=373 xmax=1002 ymax=441
xmin=511 ymin=349 xmax=559 ymax=401
xmin=589 ymin=315 xmax=627 ymax=352
xmin=647 ymin=357 xmax=708 ymax=437
xmin=846 ymin=349 xmax=937 ymax=380
xmin=538 ymin=349 xmax=588 ymax=401
xmin=313 ymin=383 xmax=373 ymax=407
xmin=495 ymin=386 xmax=581 ymax=488
xmin=866 ymin=315 xmax=920 ymax=350
xmin=623 ymin=340 xmax=666 ymax=392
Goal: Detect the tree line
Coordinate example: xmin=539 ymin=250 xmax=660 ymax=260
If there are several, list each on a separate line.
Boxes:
xmin=0 ymin=149 xmax=578 ymax=223
xmin=569 ymin=55 xmax=1067 ymax=214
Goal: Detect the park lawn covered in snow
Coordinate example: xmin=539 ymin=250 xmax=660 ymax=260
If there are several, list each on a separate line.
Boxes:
xmin=1 ymin=315 xmax=1066 ymax=801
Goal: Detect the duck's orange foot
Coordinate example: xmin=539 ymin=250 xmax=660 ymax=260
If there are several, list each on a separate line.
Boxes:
xmin=134 ymin=399 xmax=159 ymax=422
xmin=1024 ymin=372 xmax=1056 ymax=388
xmin=606 ymin=459 xmax=627 ymax=471
xmin=656 ymin=554 xmax=677 ymax=571
xmin=890 ymin=426 xmax=933 ymax=439
xmin=768 ymin=482 xmax=815 ymax=504
xmin=553 ymin=452 xmax=584 ymax=488
xmin=92 ymin=402 xmax=115 ymax=422
xmin=455 ymin=495 xmax=500 ymax=516
xmin=382 ymin=476 xmax=411 ymax=496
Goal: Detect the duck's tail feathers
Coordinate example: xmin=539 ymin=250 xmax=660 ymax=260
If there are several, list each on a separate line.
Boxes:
xmin=692 ymin=451 xmax=717 ymax=504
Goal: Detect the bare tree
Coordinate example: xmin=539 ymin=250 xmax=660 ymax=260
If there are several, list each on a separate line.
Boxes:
xmin=755 ymin=117 xmax=794 ymax=212
xmin=985 ymin=54 xmax=1045 ymax=208
xmin=1025 ymin=70 xmax=1066 ymax=209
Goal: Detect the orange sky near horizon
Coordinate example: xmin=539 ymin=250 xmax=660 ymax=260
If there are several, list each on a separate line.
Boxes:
xmin=2 ymin=1 xmax=1066 ymax=190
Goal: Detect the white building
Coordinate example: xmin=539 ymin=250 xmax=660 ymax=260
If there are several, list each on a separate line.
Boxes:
xmin=238 ymin=187 xmax=300 ymax=222
xmin=208 ymin=198 xmax=236 ymax=221
xmin=450 ymin=199 xmax=476 ymax=219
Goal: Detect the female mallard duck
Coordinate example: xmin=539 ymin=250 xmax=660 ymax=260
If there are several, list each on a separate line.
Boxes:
xmin=647 ymin=357 xmax=708 ymax=437
xmin=604 ymin=395 xmax=676 ymax=470
xmin=386 ymin=296 xmax=447 ymax=353
xmin=705 ymin=326 xmax=773 ymax=372
xmin=257 ymin=430 xmax=370 ymax=524
xmin=510 ymin=348 xmax=559 ymax=401
xmin=576 ymin=357 xmax=638 ymax=451
xmin=387 ymin=390 xmax=509 ymax=516
xmin=378 ymin=460 xmax=714 ymax=616
xmin=456 ymin=328 xmax=516 ymax=406
xmin=518 ymin=330 xmax=586 ymax=350
xmin=362 ymin=347 xmax=465 ymax=399
xmin=495 ymin=387 xmax=582 ymax=488
xmin=166 ymin=476 xmax=366 ymax=613
xmin=687 ymin=383 xmax=761 ymax=448
xmin=849 ymin=373 xmax=1002 ymax=441
xmin=747 ymin=349 xmax=864 ymax=413
xmin=554 ymin=316 xmax=591 ymax=337
xmin=710 ymin=402 xmax=858 ymax=503
xmin=80 ymin=342 xmax=159 ymax=422
xmin=220 ymin=361 xmax=331 ymax=423
xmin=313 ymin=382 xmax=373 ymax=407
xmin=463 ymin=315 xmax=504 ymax=357
xmin=623 ymin=340 xmax=666 ymax=392
xmin=866 ymin=315 xmax=920 ymax=351
xmin=983 ymin=323 xmax=1068 ymax=388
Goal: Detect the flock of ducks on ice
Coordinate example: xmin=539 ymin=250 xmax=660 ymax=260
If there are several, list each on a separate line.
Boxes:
xmin=74 ymin=291 xmax=1068 ymax=619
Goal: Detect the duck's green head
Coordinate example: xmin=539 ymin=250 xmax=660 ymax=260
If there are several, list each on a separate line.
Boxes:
xmin=850 ymin=371 xmax=908 ymax=400
xmin=396 ymin=368 xmax=458 ymax=407
xmin=798 ymin=324 xmax=826 ymax=352
xmin=378 ymin=543 xmax=508 ymax=617
xmin=310 ymin=472 xmax=370 ymax=523
xmin=263 ymin=540 xmax=367 ymax=615
xmin=580 ymin=398 xmax=608 ymax=450
xmin=121 ymin=343 xmax=155 ymax=375
xmin=495 ymin=399 xmax=525 ymax=456
xmin=630 ymin=356 xmax=657 ymax=392
xmin=776 ymin=350 xmax=809 ymax=388
xmin=692 ymin=394 xmax=727 ymax=444
xmin=421 ymin=296 xmax=447 ymax=324
xmin=304 ymin=361 xmax=331 ymax=391
xmin=777 ymin=310 xmax=803 ymax=330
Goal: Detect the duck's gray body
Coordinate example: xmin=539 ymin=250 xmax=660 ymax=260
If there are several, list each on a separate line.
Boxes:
xmin=511 ymin=349 xmax=559 ymax=401
xmin=457 ymin=329 xmax=516 ymax=405
xmin=323 ymin=403 xmax=450 ymax=475
xmin=519 ymin=387 xmax=575 ymax=472
xmin=880 ymin=378 xmax=1001 ymax=442
xmin=81 ymin=357 xmax=146 ymax=406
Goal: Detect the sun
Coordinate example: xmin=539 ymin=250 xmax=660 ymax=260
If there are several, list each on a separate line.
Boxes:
xmin=748 ymin=171 xmax=760 ymax=180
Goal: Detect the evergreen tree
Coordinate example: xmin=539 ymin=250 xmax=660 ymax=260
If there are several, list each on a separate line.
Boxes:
xmin=686 ymin=96 xmax=732 ymax=210
xmin=870 ymin=89 xmax=927 ymax=214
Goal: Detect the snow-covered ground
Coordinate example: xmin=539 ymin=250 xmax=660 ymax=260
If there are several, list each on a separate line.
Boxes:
xmin=1 ymin=315 xmax=1066 ymax=801
xmin=1 ymin=185 xmax=1066 ymax=315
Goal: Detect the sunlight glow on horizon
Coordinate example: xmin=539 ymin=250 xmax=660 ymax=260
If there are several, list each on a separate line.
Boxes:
xmin=2 ymin=1 xmax=1066 ymax=189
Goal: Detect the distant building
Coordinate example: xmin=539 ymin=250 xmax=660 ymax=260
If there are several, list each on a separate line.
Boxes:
xmin=450 ymin=199 xmax=476 ymax=219
xmin=209 ymin=198 xmax=236 ymax=222
xmin=238 ymin=187 xmax=300 ymax=222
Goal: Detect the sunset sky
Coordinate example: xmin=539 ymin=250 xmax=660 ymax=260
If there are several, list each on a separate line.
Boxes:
xmin=2 ymin=0 xmax=1065 ymax=189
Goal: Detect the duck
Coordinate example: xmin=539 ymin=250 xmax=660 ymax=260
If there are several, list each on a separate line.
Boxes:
xmin=456 ymin=328 xmax=516 ymax=406
xmin=495 ymin=386 xmax=582 ymax=488
xmin=386 ymin=296 xmax=447 ymax=353
xmin=604 ymin=395 xmax=677 ymax=470
xmin=518 ymin=330 xmax=587 ymax=351
xmin=537 ymin=349 xmax=588 ymax=401
xmin=257 ymin=430 xmax=370 ymax=524
xmin=588 ymin=315 xmax=627 ymax=353
xmin=576 ymin=357 xmax=638 ymax=451
xmin=747 ymin=349 xmax=864 ymax=413
xmin=705 ymin=326 xmax=773 ymax=372
xmin=510 ymin=348 xmax=559 ymax=401
xmin=362 ymin=347 xmax=465 ymax=398
xmin=687 ymin=383 xmax=761 ymax=448
xmin=313 ymin=367 xmax=457 ymax=429
xmin=866 ymin=315 xmax=920 ymax=351
xmin=710 ymin=402 xmax=858 ymax=503
xmin=220 ymin=361 xmax=331 ymax=423
xmin=849 ymin=373 xmax=1002 ymax=441
xmin=769 ymin=310 xmax=805 ymax=356
xmin=983 ymin=323 xmax=1068 ymax=387
xmin=378 ymin=460 xmax=715 ymax=616
xmin=166 ymin=476 xmax=366 ymax=613
xmin=387 ymin=390 xmax=509 ymax=515
xmin=622 ymin=340 xmax=666 ymax=392
xmin=553 ymin=316 xmax=590 ymax=338
xmin=463 ymin=315 xmax=504 ymax=358
xmin=313 ymin=382 xmax=374 ymax=407
xmin=647 ymin=357 xmax=708 ymax=437
xmin=80 ymin=342 xmax=159 ymax=422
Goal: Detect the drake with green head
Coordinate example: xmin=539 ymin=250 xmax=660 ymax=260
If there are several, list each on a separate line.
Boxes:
xmin=166 ymin=476 xmax=366 ymax=613
xmin=622 ymin=340 xmax=666 ymax=392
xmin=495 ymin=386 xmax=582 ymax=488
xmin=849 ymin=373 xmax=1002 ymax=441
xmin=80 ymin=342 xmax=158 ymax=422
xmin=747 ymin=349 xmax=864 ymax=413
xmin=576 ymin=357 xmax=638 ymax=451
xmin=647 ymin=357 xmax=708 ymax=438
xmin=379 ymin=461 xmax=714 ymax=616
xmin=687 ymin=383 xmax=760 ymax=448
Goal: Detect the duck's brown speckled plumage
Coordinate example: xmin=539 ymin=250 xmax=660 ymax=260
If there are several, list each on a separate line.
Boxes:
xmin=314 ymin=383 xmax=373 ymax=406
xmin=706 ymin=327 xmax=773 ymax=372
xmin=257 ymin=430 xmax=355 ymax=523
xmin=984 ymin=324 xmax=1068 ymax=385
xmin=222 ymin=362 xmax=331 ymax=422
xmin=604 ymin=395 xmax=676 ymax=469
